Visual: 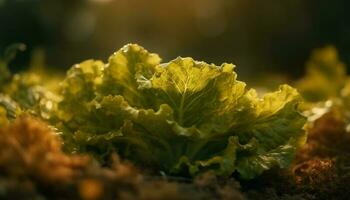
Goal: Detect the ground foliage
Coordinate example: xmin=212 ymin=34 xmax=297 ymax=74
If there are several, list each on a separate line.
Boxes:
xmin=0 ymin=45 xmax=349 ymax=199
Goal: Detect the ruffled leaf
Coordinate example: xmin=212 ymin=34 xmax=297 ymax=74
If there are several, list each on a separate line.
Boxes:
xmin=100 ymin=44 xmax=161 ymax=106
xmin=296 ymin=46 xmax=347 ymax=102
xmin=54 ymin=44 xmax=306 ymax=179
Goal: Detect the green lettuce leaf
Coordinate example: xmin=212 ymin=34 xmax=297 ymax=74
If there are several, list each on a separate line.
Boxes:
xmin=0 ymin=45 xmax=60 ymax=121
xmin=99 ymin=44 xmax=161 ymax=107
xmin=295 ymin=46 xmax=350 ymax=131
xmin=296 ymin=46 xmax=348 ymax=102
xmin=55 ymin=44 xmax=306 ymax=179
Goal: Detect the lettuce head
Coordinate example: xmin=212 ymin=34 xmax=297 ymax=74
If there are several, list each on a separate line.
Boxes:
xmin=55 ymin=44 xmax=306 ymax=179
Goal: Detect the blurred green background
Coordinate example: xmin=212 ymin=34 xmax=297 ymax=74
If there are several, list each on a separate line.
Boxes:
xmin=0 ymin=0 xmax=349 ymax=81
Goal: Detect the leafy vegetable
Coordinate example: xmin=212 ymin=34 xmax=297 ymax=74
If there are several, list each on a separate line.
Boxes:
xmin=0 ymin=46 xmax=60 ymax=121
xmin=290 ymin=47 xmax=350 ymax=200
xmin=296 ymin=46 xmax=350 ymax=130
xmin=296 ymin=46 xmax=348 ymax=102
xmin=55 ymin=44 xmax=306 ymax=179
xmin=0 ymin=95 xmax=19 ymax=122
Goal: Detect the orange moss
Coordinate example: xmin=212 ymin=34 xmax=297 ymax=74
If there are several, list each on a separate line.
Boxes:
xmin=292 ymin=159 xmax=336 ymax=187
xmin=0 ymin=116 xmax=89 ymax=183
